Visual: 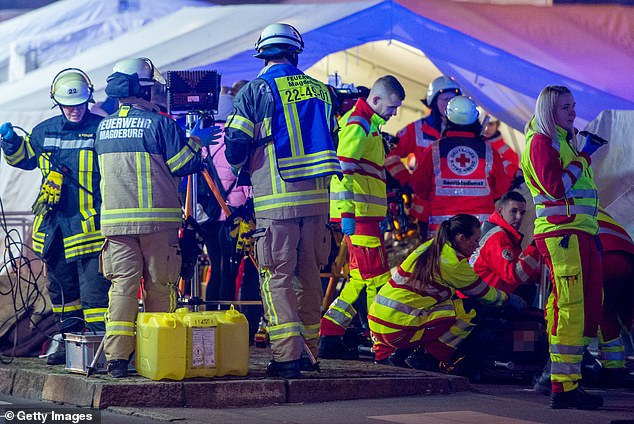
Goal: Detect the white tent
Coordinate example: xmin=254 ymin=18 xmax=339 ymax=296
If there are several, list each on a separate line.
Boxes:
xmin=0 ymin=0 xmax=632 ymax=232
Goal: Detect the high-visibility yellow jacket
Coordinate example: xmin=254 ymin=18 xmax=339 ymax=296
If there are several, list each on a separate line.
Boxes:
xmin=330 ymin=97 xmax=387 ymax=222
xmin=368 ymin=239 xmax=507 ymax=335
xmin=521 ymin=121 xmax=599 ymax=237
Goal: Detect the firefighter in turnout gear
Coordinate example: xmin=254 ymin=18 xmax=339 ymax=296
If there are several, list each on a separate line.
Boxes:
xmin=368 ymin=214 xmax=511 ymax=371
xmin=320 ymin=75 xmax=406 ymax=360
xmin=95 ymin=57 xmax=207 ymax=378
xmin=0 ymin=68 xmax=110 ymax=365
xmin=224 ymin=23 xmax=341 ymax=378
xmin=521 ymin=85 xmax=604 ymax=409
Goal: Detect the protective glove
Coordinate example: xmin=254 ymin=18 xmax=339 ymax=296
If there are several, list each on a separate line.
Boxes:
xmin=580 ymin=133 xmax=605 ymax=157
xmin=0 ymin=122 xmax=18 ymax=143
xmin=190 ymin=119 xmax=222 ymax=147
xmin=506 ymin=293 xmax=528 ymax=312
xmin=31 ymin=170 xmax=64 ymax=216
xmin=341 ymin=217 xmax=356 ymax=236
xmin=230 ymin=217 xmax=256 ymax=255
xmin=379 ymin=217 xmax=389 ymax=234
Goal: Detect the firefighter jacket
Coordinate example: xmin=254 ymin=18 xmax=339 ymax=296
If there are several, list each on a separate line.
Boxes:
xmin=224 ymin=63 xmax=339 ymax=220
xmin=2 ymin=113 xmax=104 ymax=260
xmin=471 ymin=210 xmax=541 ymax=294
xmin=485 ymin=131 xmax=519 ymax=179
xmin=521 ymin=122 xmax=599 ymax=238
xmin=597 ymin=208 xmax=634 ymax=256
xmin=330 ymin=97 xmax=387 ymax=222
xmin=409 ymin=129 xmax=511 ymax=227
xmin=368 ymin=239 xmax=507 ymax=335
xmin=95 ymin=104 xmax=202 ymax=236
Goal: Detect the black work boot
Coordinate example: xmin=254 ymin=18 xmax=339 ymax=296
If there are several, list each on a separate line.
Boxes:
xmin=404 ymin=349 xmax=440 ymax=372
xmin=550 ymin=387 xmax=603 ymax=410
xmin=266 ymin=359 xmax=301 ymax=378
xmin=107 ymin=359 xmax=129 ymax=378
xmin=375 ymin=348 xmax=413 ymax=367
xmin=533 ymin=359 xmax=552 ymax=396
xmin=318 ymin=336 xmax=359 ymax=360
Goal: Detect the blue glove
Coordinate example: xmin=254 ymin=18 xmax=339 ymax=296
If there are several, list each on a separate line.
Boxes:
xmin=190 ymin=119 xmax=222 ymax=147
xmin=0 ymin=122 xmax=17 ymax=142
xmin=580 ymin=133 xmax=604 ymax=156
xmin=506 ymin=293 xmax=528 ymax=312
xmin=379 ymin=217 xmax=389 ymax=233
xmin=341 ymin=217 xmax=356 ymax=236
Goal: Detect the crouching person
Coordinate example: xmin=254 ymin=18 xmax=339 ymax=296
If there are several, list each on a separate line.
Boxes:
xmin=368 ymin=214 xmax=514 ymax=372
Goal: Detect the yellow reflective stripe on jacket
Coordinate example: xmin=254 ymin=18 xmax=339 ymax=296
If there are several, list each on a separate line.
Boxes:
xmin=78 ymin=149 xmax=98 ymax=221
xmin=136 ymin=151 xmax=152 ymax=208
xmin=101 ymin=208 xmax=182 ymax=225
xmin=167 ymin=138 xmax=200 ymax=173
xmin=227 ymin=114 xmax=255 ymax=138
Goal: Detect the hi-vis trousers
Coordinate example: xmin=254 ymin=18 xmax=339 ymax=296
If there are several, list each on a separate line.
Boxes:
xmin=536 ymin=232 xmax=602 ymax=393
xmin=100 ymin=230 xmax=181 ymax=362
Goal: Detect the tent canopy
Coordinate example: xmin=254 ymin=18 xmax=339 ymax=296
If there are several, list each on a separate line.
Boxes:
xmin=0 ymin=0 xmax=632 ymax=233
xmin=1 ymin=0 xmax=633 ymax=132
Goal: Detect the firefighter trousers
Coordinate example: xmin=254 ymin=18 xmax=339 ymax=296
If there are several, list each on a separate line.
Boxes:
xmin=44 ymin=230 xmax=110 ymax=333
xmin=100 ymin=230 xmax=181 ymax=362
xmin=255 ymin=215 xmax=330 ymax=362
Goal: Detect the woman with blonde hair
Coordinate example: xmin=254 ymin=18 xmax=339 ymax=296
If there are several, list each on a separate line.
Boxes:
xmin=521 ymin=85 xmax=604 ymax=410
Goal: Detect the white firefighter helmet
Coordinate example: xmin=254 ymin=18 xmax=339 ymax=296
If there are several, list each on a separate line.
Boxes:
xmin=254 ymin=23 xmax=304 ymax=57
xmin=50 ymin=68 xmax=94 ymax=106
xmin=426 ymin=76 xmax=461 ymax=107
xmin=446 ymin=95 xmax=480 ymax=125
xmin=112 ymin=57 xmax=165 ymax=86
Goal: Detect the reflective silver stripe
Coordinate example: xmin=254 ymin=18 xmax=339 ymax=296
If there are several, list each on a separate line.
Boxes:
xmin=478 ymin=225 xmax=504 ymax=247
xmin=43 ymin=137 xmax=94 ymax=149
xmin=598 ymin=227 xmax=633 ymax=243
xmin=599 ymin=338 xmax=624 ymax=349
xmin=391 ymin=272 xmax=409 ymax=286
xmin=330 ymin=190 xmax=355 ymax=201
xmin=599 ymin=350 xmax=624 ymax=361
xmin=514 ymin=261 xmax=530 ymax=283
xmin=324 ymin=308 xmax=352 ymax=327
xmin=339 ymin=160 xmax=385 ymax=180
xmin=429 ymin=214 xmax=489 ymax=225
xmin=551 ymin=361 xmax=582 ymax=376
xmin=354 ymin=193 xmax=387 ymax=207
xmin=550 ymin=343 xmax=585 ymax=355
xmin=374 ymin=294 xmax=423 ymax=317
xmin=329 ymin=298 xmax=355 ymax=314
xmin=535 ymin=205 xmax=597 ymax=217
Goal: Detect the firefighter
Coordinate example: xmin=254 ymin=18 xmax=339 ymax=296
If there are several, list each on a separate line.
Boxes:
xmin=368 ymin=214 xmax=518 ymax=370
xmin=521 ymin=85 xmax=604 ymax=409
xmin=409 ymin=96 xmax=511 ymax=238
xmin=470 ymin=190 xmax=542 ymax=303
xmin=320 ymin=75 xmax=406 ymax=359
xmin=0 ymin=69 xmax=110 ymax=365
xmin=224 ymin=23 xmax=341 ymax=378
xmin=95 ymin=57 xmax=210 ymax=377
xmin=384 ymin=76 xmax=462 ymax=237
